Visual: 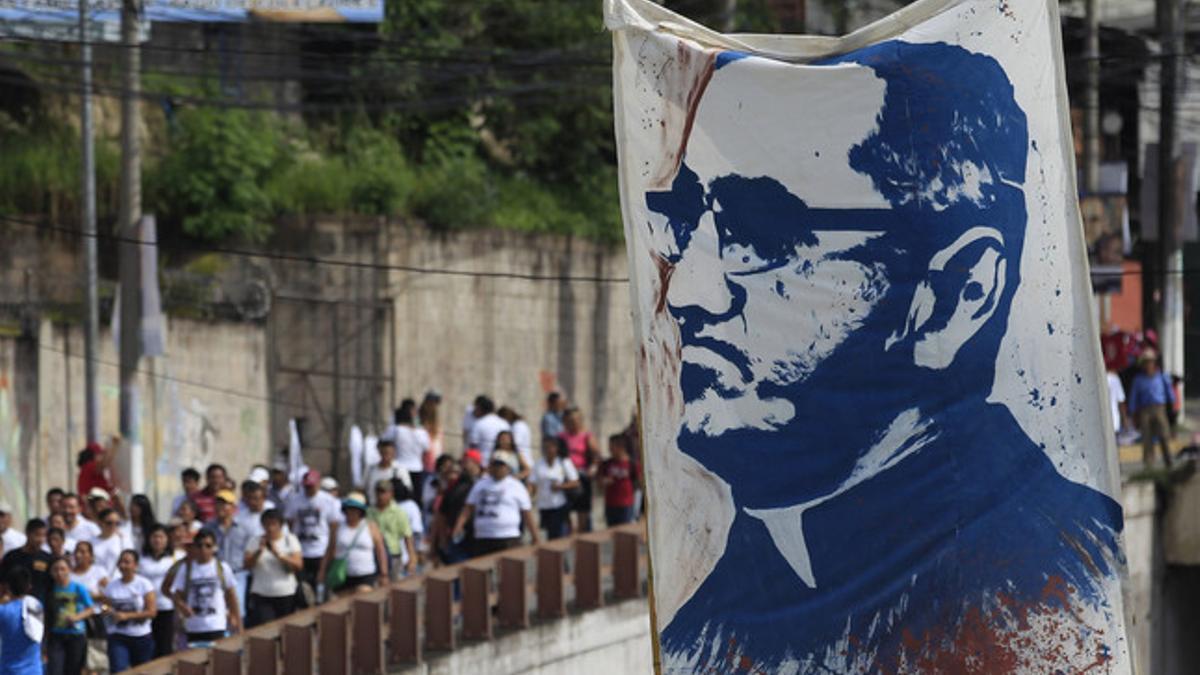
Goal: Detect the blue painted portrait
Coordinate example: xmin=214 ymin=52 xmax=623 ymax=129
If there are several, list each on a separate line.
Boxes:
xmin=645 ymin=41 xmax=1125 ymax=673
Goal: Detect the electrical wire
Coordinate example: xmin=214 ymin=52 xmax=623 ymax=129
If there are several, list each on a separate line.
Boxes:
xmin=0 ymin=214 xmax=633 ymax=283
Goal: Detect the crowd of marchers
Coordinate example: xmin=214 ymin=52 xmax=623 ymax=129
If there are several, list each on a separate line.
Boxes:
xmin=0 ymin=390 xmax=642 ymax=675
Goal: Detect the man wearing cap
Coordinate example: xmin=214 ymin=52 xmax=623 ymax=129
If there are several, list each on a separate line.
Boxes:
xmin=267 ymin=463 xmax=294 ymax=508
xmin=1129 ymin=348 xmax=1177 ymax=467
xmin=235 ymin=482 xmax=272 ymax=542
xmin=284 ymin=470 xmax=343 ymax=592
xmin=319 ymin=477 xmax=340 ymax=498
xmin=452 ymin=450 xmax=538 ymax=558
xmin=207 ymin=490 xmax=252 ymax=616
xmin=0 ymin=503 xmax=27 ymax=553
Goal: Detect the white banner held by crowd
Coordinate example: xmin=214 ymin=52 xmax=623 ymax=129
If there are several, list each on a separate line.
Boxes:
xmin=607 ymin=0 xmax=1130 ymax=672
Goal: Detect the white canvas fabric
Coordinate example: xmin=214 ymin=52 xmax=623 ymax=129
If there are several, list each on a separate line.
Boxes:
xmin=608 ymin=0 xmax=1130 ymax=672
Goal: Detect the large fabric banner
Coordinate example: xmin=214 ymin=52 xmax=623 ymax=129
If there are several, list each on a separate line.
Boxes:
xmin=607 ymin=0 xmax=1130 ymax=672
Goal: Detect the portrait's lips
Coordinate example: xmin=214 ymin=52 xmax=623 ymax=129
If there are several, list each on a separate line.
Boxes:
xmin=680 ymin=342 xmax=751 ymax=392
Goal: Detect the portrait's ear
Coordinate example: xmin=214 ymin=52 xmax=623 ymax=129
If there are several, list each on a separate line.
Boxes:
xmin=886 ymin=227 xmax=1007 ymax=370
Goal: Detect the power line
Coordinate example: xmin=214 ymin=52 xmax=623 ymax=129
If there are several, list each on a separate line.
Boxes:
xmin=36 ymin=338 xmax=310 ymax=410
xmin=0 ymin=214 xmax=632 ymax=283
xmin=5 ymin=213 xmax=1199 ymax=282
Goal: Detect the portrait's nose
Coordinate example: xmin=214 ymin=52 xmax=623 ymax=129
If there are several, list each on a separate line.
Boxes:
xmin=666 ymin=210 xmax=736 ymax=318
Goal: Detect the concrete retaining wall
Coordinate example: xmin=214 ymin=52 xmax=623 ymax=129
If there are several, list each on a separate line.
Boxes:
xmin=403 ymin=598 xmax=653 ymax=675
xmin=0 ymin=317 xmax=271 ymax=521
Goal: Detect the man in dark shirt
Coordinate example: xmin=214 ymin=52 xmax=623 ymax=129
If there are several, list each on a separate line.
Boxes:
xmin=0 ymin=519 xmax=53 ymax=609
xmin=435 ymin=457 xmax=475 ymax=565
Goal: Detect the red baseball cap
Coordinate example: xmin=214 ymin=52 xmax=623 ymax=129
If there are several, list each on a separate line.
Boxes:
xmin=302 ymin=469 xmax=321 ymax=487
xmin=463 ymin=449 xmax=483 ymax=466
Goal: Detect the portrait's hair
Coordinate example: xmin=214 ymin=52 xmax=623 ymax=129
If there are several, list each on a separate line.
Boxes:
xmin=827 ymin=42 xmax=1029 ymax=370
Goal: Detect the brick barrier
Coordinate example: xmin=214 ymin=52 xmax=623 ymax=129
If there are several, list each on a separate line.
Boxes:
xmin=126 ymin=522 xmax=647 ymax=675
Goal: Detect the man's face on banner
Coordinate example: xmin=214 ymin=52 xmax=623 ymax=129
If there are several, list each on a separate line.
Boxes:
xmin=653 ymin=62 xmax=898 ymax=436
xmin=664 ymin=180 xmax=892 ymax=434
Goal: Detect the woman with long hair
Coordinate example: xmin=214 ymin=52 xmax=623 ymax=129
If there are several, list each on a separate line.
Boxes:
xmin=418 ymin=394 xmax=443 ymax=472
xmin=125 ymin=496 xmax=156 ymax=552
xmin=559 ymin=407 xmax=600 ymax=534
xmin=99 ymin=550 xmax=156 ymax=672
xmin=174 ymin=501 xmax=201 ymax=546
xmin=70 ymin=541 xmax=109 ymax=675
xmin=493 ymin=430 xmax=531 ymax=481
xmin=138 ymin=525 xmax=182 ymax=658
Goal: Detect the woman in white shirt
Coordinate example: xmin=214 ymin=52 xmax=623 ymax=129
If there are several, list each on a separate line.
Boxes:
xmin=70 ymin=540 xmax=109 ymax=672
xmin=532 ymin=437 xmax=580 ymax=540
xmin=319 ymin=493 xmax=387 ymax=597
xmin=71 ymin=541 xmax=108 ymax=599
xmin=100 ymin=549 xmax=157 ymax=672
xmin=244 ymin=509 xmax=303 ymax=627
xmin=92 ymin=509 xmax=132 ymax=577
xmin=137 ymin=524 xmax=183 ymax=658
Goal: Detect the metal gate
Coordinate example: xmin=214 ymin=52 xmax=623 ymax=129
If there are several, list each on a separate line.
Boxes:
xmin=267 ymin=293 xmax=393 ymax=480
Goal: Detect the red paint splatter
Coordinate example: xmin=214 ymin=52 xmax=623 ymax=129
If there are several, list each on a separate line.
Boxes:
xmin=868 ymin=580 xmax=1116 ymax=674
xmin=651 ymin=252 xmax=675 ymax=315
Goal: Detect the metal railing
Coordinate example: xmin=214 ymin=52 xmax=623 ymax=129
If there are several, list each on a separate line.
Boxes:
xmin=128 ymin=522 xmax=647 ymax=675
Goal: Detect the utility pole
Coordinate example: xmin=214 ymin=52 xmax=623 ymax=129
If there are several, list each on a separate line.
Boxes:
xmin=1083 ymin=0 xmax=1100 ymax=195
xmin=117 ymin=0 xmax=143 ymax=489
xmin=1083 ymin=0 xmax=1105 ymax=324
xmin=1156 ymin=0 xmax=1185 ymax=404
xmin=79 ymin=0 xmax=99 ymax=445
xmin=721 ymin=0 xmax=737 ymax=31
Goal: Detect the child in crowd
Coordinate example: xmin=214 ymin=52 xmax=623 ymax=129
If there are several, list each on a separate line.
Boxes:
xmin=598 ymin=435 xmax=641 ymax=528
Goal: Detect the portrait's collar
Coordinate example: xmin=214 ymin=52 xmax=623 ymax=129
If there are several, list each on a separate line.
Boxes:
xmin=745 ymin=407 xmax=939 ymax=589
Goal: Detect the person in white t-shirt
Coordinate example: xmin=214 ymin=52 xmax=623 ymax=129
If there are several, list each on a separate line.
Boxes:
xmin=531 ymin=437 xmax=580 ymax=540
xmin=453 ymin=450 xmax=538 ymax=558
xmin=62 ymin=495 xmax=100 ymax=545
xmin=70 ymin=541 xmax=109 ymax=599
xmin=243 ymin=509 xmax=302 ymax=628
xmin=388 ymin=404 xmax=431 ymax=492
xmin=92 ymin=509 xmax=133 ymax=577
xmin=137 ymin=524 xmax=184 ymax=658
xmin=170 ymin=529 xmax=240 ymax=647
xmin=461 ymin=403 xmax=478 ymax=450
xmin=497 ymin=407 xmax=535 ymax=475
xmin=284 ymin=470 xmax=343 ymax=592
xmin=0 ymin=502 xmax=27 ymax=553
xmin=468 ymin=396 xmax=511 ymax=465
xmin=99 ymin=549 xmax=157 ymax=671
xmin=1107 ymin=371 xmax=1128 ymax=437
xmin=363 ymin=440 xmax=411 ymax=505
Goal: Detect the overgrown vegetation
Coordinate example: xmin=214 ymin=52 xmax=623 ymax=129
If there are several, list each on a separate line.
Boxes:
xmin=0 ymin=0 xmax=781 ymax=244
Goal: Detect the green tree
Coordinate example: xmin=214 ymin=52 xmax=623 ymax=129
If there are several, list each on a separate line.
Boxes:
xmin=150 ymin=108 xmax=285 ymax=242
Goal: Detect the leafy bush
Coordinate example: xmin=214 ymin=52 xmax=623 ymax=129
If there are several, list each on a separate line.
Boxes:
xmin=150 ymin=108 xmax=284 ymax=242
xmin=0 ymin=115 xmax=120 ymax=220
xmin=265 ymin=154 xmax=353 ymax=216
